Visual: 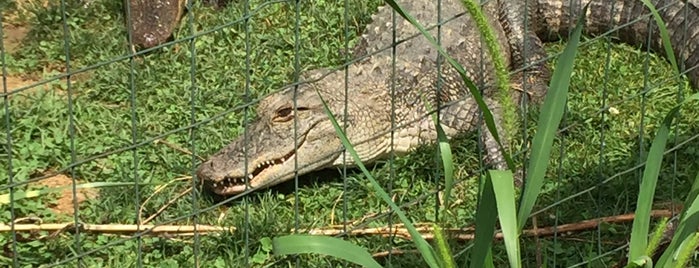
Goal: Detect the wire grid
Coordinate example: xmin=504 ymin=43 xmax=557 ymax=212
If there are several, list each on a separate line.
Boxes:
xmin=1 ymin=0 xmax=698 ymax=267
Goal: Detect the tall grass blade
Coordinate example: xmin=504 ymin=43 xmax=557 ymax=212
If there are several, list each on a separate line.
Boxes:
xmin=658 ymin=189 xmax=699 ymax=267
xmin=654 ymin=95 xmax=699 ymax=268
xmin=627 ymin=103 xmax=674 ymax=263
xmin=272 ymin=235 xmax=383 ymax=268
xmin=628 ymin=93 xmax=699 ymax=263
xmin=628 ymin=1 xmax=686 ymax=265
xmin=638 ymin=0 xmax=679 ymax=76
xmin=420 ymin=93 xmax=455 ymax=212
xmin=490 ymin=170 xmax=521 ymax=268
xmin=437 ymin=126 xmax=455 ymax=212
xmin=469 ymin=176 xmax=497 ymax=268
xmin=517 ymin=4 xmax=589 ymax=230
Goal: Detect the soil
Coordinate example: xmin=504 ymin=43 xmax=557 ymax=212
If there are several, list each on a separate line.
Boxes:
xmin=2 ymin=23 xmax=42 ymax=94
xmin=33 ymin=174 xmax=100 ymax=217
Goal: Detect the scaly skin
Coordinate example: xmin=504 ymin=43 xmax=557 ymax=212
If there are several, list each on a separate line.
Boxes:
xmin=534 ymin=0 xmax=699 ymax=89
xmin=197 ymin=0 xmax=699 ymax=195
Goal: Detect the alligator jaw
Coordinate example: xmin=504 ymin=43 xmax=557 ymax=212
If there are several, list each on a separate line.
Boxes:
xmin=204 ymin=148 xmax=298 ymax=195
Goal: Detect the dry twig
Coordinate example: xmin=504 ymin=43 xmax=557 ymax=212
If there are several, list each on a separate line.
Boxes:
xmin=299 ymin=210 xmax=674 ymax=241
xmin=0 ymin=222 xmax=233 ymax=237
xmin=139 ymin=176 xmax=191 ymax=224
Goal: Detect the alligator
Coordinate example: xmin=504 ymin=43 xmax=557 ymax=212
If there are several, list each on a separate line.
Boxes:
xmin=197 ymin=0 xmax=699 ymax=196
xmin=127 ymin=0 xmax=232 ymax=48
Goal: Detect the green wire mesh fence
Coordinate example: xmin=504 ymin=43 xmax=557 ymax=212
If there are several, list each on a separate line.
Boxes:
xmin=1 ymin=0 xmax=698 ymax=266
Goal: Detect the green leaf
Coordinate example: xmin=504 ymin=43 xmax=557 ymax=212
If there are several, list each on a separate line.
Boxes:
xmin=490 ymin=170 xmax=520 ymax=268
xmin=638 ymin=0 xmax=679 ymax=77
xmin=624 ymin=6 xmax=686 ymax=260
xmin=260 ymin=237 xmax=273 ymax=252
xmin=437 ymin=126 xmax=455 ymax=212
xmin=517 ymin=3 xmax=589 ymax=230
xmin=272 ymin=235 xmax=382 ymax=268
xmin=628 ymin=93 xmax=699 ymax=263
xmin=417 ymin=80 xmax=455 ymax=213
xmin=628 ymin=256 xmax=653 ymax=268
xmin=627 ymin=101 xmax=673 ymax=262
xmin=470 ymin=176 xmax=497 ymax=268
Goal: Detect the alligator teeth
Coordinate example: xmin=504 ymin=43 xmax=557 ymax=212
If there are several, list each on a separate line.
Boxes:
xmin=248 ymin=174 xmax=253 ymax=180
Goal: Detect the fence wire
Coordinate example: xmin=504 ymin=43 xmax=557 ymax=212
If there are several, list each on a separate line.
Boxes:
xmin=1 ymin=0 xmax=698 ymax=267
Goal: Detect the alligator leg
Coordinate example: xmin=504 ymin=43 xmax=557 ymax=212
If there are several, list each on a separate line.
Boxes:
xmin=499 ymin=0 xmax=552 ymax=103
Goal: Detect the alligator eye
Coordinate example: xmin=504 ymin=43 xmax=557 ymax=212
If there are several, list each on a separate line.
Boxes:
xmin=277 ymin=108 xmax=292 ymax=117
xmin=273 ymin=107 xmax=310 ymax=122
xmin=273 ymin=107 xmax=294 ymax=122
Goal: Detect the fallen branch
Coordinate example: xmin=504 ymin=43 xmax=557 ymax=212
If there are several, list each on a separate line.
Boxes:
xmin=1 ymin=209 xmax=674 ymax=242
xmin=0 ymin=222 xmax=234 ymax=237
xmin=372 ymin=249 xmax=419 ymax=258
xmin=301 ymin=209 xmax=675 ymax=241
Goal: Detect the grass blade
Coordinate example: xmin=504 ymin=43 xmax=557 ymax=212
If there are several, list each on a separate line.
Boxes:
xmin=638 ymin=0 xmax=679 ymax=76
xmin=490 ymin=170 xmax=520 ymax=268
xmin=517 ymin=4 xmax=589 ymax=230
xmin=627 ymin=101 xmax=673 ymax=263
xmin=658 ymin=189 xmax=699 ymax=267
xmin=272 ymin=235 xmax=383 ymax=268
xmin=469 ymin=176 xmax=497 ymax=268
xmin=419 ymin=93 xmax=455 ymax=212
xmin=437 ymin=126 xmax=455 ymax=212
xmin=654 ymin=94 xmax=699 ymax=267
xmin=315 ymin=91 xmax=440 ymax=268
xmin=628 ymin=93 xmax=699 ymax=263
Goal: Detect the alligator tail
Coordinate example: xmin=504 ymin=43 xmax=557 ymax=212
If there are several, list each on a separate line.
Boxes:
xmin=535 ymin=0 xmax=699 ymax=89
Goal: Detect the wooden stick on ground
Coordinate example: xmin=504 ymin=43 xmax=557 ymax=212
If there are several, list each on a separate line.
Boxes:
xmin=0 ymin=223 xmax=234 ymax=237
xmin=302 ymin=209 xmax=675 ymax=241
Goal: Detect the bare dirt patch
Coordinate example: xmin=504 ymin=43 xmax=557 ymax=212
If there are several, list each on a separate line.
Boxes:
xmin=3 ymin=23 xmax=29 ymax=54
xmin=34 ymin=174 xmax=100 ymax=217
xmin=3 ymin=22 xmax=89 ymax=95
xmin=2 ymin=22 xmax=48 ymax=95
xmin=3 ymin=75 xmax=50 ymax=94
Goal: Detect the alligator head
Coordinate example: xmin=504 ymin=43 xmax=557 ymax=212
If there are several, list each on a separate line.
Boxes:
xmin=196 ymin=70 xmax=365 ymax=195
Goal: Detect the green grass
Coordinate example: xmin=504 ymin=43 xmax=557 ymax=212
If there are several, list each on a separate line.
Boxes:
xmin=1 ymin=0 xmax=699 ymax=267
